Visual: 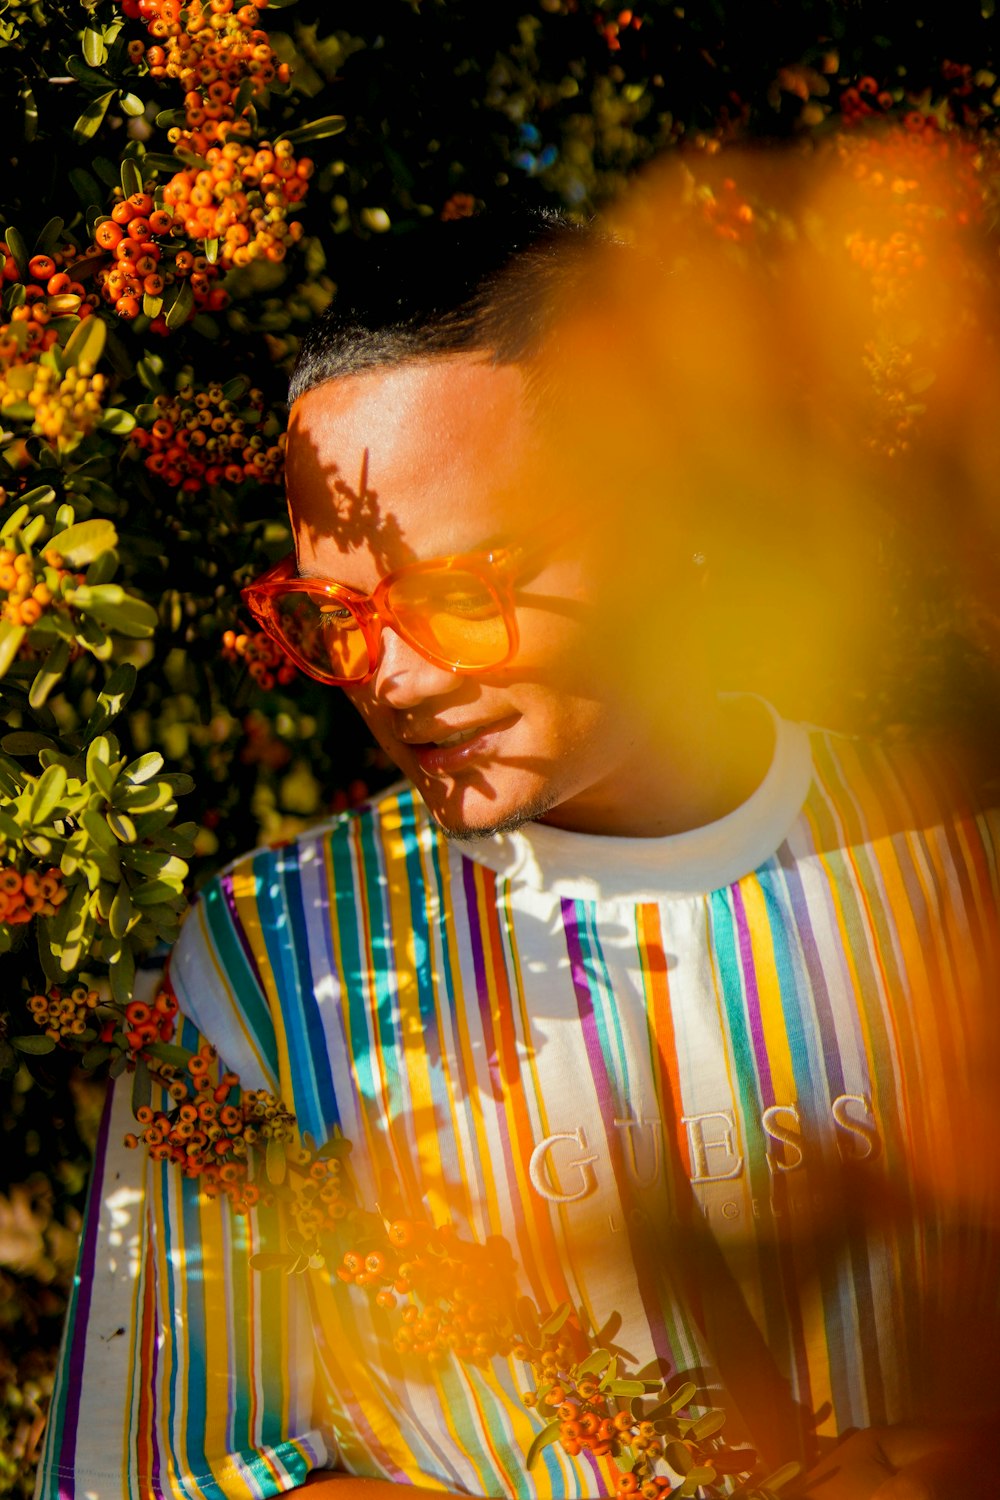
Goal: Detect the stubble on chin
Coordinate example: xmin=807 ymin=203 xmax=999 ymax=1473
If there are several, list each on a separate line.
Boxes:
xmin=424 ymin=784 xmax=562 ymax=843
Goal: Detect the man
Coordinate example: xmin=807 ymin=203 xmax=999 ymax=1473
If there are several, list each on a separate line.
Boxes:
xmin=37 ymin=213 xmax=1000 ymax=1500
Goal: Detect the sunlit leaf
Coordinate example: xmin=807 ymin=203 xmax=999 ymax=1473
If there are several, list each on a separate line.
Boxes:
xmin=524 ymin=1420 xmax=561 ymax=1471
xmin=82 ymin=27 xmax=107 ymax=66
xmin=279 ymin=115 xmax=346 ymax=146
xmin=73 ymin=90 xmax=116 ymax=142
xmin=52 ymin=519 xmax=118 ymax=566
xmin=63 ymin=315 xmax=107 ymax=371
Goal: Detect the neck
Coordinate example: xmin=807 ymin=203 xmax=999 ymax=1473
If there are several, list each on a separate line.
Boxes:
xmin=537 ymin=693 xmax=776 ymax=839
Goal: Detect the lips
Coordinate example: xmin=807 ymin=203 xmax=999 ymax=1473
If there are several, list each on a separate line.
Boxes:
xmin=403 ymin=714 xmax=519 ymax=776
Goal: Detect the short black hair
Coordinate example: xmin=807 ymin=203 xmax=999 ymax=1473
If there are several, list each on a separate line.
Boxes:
xmin=288 ymin=209 xmax=608 ymax=402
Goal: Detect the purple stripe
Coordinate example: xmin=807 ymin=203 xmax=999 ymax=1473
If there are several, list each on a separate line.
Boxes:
xmin=219 ymin=870 xmax=268 ymax=989
xmin=730 ymin=883 xmax=776 ymax=1108
xmin=58 ymin=1083 xmax=115 ymax=1495
xmin=462 ymin=858 xmax=530 ymax=1261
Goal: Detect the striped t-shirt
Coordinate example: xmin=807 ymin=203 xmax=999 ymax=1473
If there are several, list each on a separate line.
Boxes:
xmin=37 ymin=706 xmax=1000 ymax=1499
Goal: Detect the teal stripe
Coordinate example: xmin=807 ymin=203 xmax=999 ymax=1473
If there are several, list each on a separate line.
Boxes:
xmin=202 ymin=878 xmax=278 ymax=1079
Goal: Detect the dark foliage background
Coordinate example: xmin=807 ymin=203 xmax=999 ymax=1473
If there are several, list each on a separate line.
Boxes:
xmin=1 ymin=0 xmax=999 ymax=1488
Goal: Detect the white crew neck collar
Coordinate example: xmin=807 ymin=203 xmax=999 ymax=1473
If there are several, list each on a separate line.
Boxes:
xmin=447 ymin=697 xmax=814 ymax=902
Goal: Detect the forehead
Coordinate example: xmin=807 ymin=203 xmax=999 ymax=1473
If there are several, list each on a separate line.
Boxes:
xmin=286 ymin=355 xmax=540 ymax=574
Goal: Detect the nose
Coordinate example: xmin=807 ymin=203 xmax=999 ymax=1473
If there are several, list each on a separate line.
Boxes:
xmin=369 ymin=624 xmax=459 ymax=708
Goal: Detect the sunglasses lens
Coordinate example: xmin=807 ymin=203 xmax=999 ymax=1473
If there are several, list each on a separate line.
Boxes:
xmin=270 ymin=590 xmax=370 ymax=682
xmin=387 ymin=567 xmax=511 ymax=667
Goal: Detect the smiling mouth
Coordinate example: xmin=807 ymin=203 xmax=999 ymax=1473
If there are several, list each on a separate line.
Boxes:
xmin=405 ymin=714 xmax=519 ymax=773
xmin=436 ymin=726 xmax=484 ymax=748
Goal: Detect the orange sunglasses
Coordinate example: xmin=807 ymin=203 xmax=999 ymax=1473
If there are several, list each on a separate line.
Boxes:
xmin=241 ymin=542 xmax=532 ymax=687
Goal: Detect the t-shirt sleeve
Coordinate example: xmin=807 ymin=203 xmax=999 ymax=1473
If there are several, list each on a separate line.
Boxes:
xmin=33 ymin=875 xmax=337 ymax=1500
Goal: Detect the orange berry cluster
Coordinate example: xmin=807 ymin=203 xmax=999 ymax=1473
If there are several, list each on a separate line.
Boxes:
xmin=700 ymin=175 xmax=756 ymax=245
xmin=160 ymin=138 xmax=310 ymax=269
xmin=597 ymin=8 xmax=643 ymax=52
xmin=0 ymin=546 xmax=80 ymax=631
xmin=123 ymin=0 xmax=291 ymax=152
xmin=837 ymin=129 xmax=988 ymax=316
xmin=222 ymin=628 xmax=296 ymax=689
xmin=0 ymin=247 xmax=97 ymax=356
xmin=839 ymin=75 xmax=897 ymax=127
xmin=133 ymin=378 xmax=284 ymax=491
xmin=90 ymin=192 xmax=228 ymax=326
xmin=0 ymin=867 xmax=68 ymax=928
xmin=126 ymin=1039 xmax=266 ymax=1202
xmin=26 ymin=983 xmax=99 ymax=1043
xmin=119 ymin=990 xmax=180 ymax=1052
xmin=337 ymin=1222 xmax=519 ymax=1364
xmin=125 ymin=1037 xmax=349 ymax=1223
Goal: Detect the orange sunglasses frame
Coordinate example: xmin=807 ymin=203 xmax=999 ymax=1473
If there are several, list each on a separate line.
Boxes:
xmin=241 ymin=546 xmax=525 ymax=687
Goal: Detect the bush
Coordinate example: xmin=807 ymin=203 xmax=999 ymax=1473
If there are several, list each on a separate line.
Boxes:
xmin=1 ymin=1 xmax=999 ymax=1491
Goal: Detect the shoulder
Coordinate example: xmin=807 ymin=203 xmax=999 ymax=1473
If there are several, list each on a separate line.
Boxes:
xmin=167 ymin=781 xmax=443 ymax=1083
xmin=791 ymin=718 xmax=1000 ymax=865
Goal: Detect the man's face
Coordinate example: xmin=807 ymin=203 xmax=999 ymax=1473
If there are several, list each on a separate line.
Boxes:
xmin=285 ymin=355 xmax=693 ymax=839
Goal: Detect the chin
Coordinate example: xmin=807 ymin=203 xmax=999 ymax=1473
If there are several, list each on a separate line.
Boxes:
xmin=417 ymin=777 xmax=561 ymax=842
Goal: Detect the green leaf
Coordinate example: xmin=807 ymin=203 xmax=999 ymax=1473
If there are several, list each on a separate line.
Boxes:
xmin=99 ymin=408 xmax=136 ymax=436
xmin=87 ymin=663 xmax=136 ymax=736
xmin=121 ymin=157 xmax=143 ymax=198
xmin=689 ymin=1409 xmax=726 ymax=1441
xmin=107 ymin=810 xmax=137 ymax=843
xmin=602 ymin=1379 xmax=648 ymax=1397
xmin=136 ymin=354 xmax=165 ymax=393
xmin=0 ymin=620 xmax=26 ymax=679
xmin=666 ymin=1381 xmax=698 ymax=1415
xmin=1 ymin=731 xmax=58 ymax=756
xmin=109 ymin=880 xmax=133 ymax=939
xmin=539 ymin=1303 xmax=572 ymax=1338
xmin=12 ymin=1034 xmax=57 ymax=1055
xmin=164 ymin=278 xmax=194 ymax=330
xmin=52 ymin=519 xmax=118 ymax=566
xmin=85 ymin=550 xmax=119 ymax=587
xmin=266 ymin=1137 xmax=287 ymax=1185
xmin=132 ymin=1057 xmax=152 ymax=1114
xmin=279 ymin=115 xmax=346 ymax=146
xmin=80 ymin=809 xmax=119 ymax=854
xmin=664 ymin=1440 xmax=693 ymax=1476
xmin=67 ymin=54 xmax=113 ymax=90
xmin=34 ymin=218 xmax=64 ymax=257
xmin=29 ymin=763 xmax=67 ymax=824
xmin=22 ymin=85 xmax=38 ymax=143
xmin=154 ymin=108 xmax=187 ymax=129
xmin=63 ymin=315 xmax=107 ymax=371
xmin=524 ymin=1419 xmax=561 ymax=1471
xmin=575 ymin=1349 xmax=612 ymax=1377
xmin=119 ymin=92 xmax=146 ymax=118
xmin=131 ymin=877 xmax=185 ymax=907
xmin=109 ymin=942 xmax=136 ymax=1005
xmin=143 ymin=293 xmax=163 ymax=320
xmin=82 ymin=1042 xmax=112 ymax=1069
xmin=0 ymin=504 xmax=29 ymax=538
xmin=69 ymin=167 xmax=103 ymax=211
xmin=28 ymin=639 xmax=72 ymax=709
xmin=4 ymin=226 xmax=28 ymax=280
xmin=123 ymin=752 xmax=165 ymax=786
xmin=73 ymin=90 xmax=116 ymax=142
xmin=72 ymin=587 xmax=157 ymax=638
xmin=82 ymin=27 xmax=107 ymax=66
xmin=142 ymin=152 xmax=184 ymax=174
xmin=114 ymin=781 xmax=175 ymax=812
